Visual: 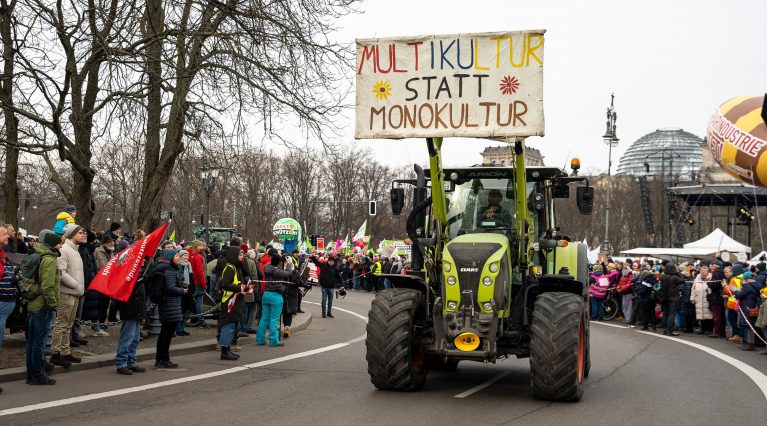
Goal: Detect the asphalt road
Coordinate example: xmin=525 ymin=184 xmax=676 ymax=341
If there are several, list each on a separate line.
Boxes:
xmin=1 ymin=290 xmax=765 ymax=425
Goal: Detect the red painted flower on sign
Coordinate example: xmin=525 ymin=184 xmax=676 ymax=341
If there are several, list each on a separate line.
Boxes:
xmin=499 ymin=75 xmax=520 ymax=95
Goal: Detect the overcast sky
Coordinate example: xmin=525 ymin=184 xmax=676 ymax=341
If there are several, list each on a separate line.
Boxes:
xmin=325 ymin=0 xmax=766 ymax=173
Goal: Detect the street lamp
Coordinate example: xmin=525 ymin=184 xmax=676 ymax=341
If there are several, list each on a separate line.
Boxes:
xmin=602 ymin=94 xmax=619 ymax=256
xmin=200 ymin=166 xmax=221 ymax=244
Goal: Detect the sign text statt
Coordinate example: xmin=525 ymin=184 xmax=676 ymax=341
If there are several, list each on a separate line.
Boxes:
xmin=355 ymin=30 xmax=545 ymax=139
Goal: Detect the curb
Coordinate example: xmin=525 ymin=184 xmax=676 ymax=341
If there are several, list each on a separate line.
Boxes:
xmin=0 ymin=312 xmax=312 ymax=383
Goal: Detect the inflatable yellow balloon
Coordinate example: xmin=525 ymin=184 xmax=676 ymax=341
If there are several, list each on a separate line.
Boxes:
xmin=707 ymin=94 xmax=767 ymax=186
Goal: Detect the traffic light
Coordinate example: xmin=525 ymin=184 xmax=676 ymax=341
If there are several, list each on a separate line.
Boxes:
xmin=369 ymin=200 xmax=377 ymax=216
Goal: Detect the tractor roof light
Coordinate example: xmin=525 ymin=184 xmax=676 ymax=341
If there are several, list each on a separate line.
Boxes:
xmin=556 ymin=240 xmax=569 ymax=247
xmin=570 ymin=158 xmax=581 ymax=175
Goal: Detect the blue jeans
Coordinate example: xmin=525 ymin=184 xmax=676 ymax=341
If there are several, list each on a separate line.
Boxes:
xmin=0 ymin=300 xmax=16 ymax=347
xmin=240 ymin=303 xmax=251 ymax=332
xmin=257 ymin=291 xmax=283 ymax=347
xmin=321 ymin=287 xmax=334 ymax=315
xmin=176 ymin=318 xmax=186 ymax=334
xmin=194 ymin=294 xmax=205 ymax=323
xmin=590 ymin=297 xmax=604 ymax=320
xmin=116 ymin=319 xmax=141 ymax=368
xmin=353 ymin=273 xmax=361 ymax=290
xmin=383 ymin=278 xmax=392 ymax=289
xmin=27 ymin=309 xmax=54 ymax=381
xmin=662 ymin=301 xmax=679 ymax=331
xmin=219 ymin=322 xmax=237 ymax=348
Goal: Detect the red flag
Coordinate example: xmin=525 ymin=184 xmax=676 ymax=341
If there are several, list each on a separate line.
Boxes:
xmin=90 ymin=223 xmax=169 ymax=302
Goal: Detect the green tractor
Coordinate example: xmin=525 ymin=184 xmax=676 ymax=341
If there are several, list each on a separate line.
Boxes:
xmin=365 ymin=137 xmax=595 ymax=401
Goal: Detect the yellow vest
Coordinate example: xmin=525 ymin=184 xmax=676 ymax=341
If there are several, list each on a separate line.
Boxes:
xmin=221 ymin=264 xmax=241 ymax=301
xmin=373 ymin=261 xmax=382 ymax=276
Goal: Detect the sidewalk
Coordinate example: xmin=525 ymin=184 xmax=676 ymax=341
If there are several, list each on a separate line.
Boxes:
xmin=0 ymin=312 xmax=311 ymax=383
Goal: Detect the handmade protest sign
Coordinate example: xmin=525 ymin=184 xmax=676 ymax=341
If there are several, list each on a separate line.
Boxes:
xmin=355 ymin=30 xmax=545 ymax=139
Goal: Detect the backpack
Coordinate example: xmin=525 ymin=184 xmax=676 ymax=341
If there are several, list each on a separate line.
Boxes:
xmin=148 ymin=267 xmax=167 ymax=304
xmin=16 ymin=253 xmax=43 ymax=301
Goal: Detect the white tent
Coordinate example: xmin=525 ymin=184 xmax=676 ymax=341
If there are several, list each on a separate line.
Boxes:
xmin=683 ymin=228 xmax=751 ymax=254
xmin=749 ymin=250 xmax=767 ymax=263
xmin=621 ymin=228 xmax=751 ymax=261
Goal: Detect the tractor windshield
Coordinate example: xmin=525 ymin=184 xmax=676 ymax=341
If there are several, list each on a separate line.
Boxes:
xmin=445 ymin=178 xmax=536 ymax=239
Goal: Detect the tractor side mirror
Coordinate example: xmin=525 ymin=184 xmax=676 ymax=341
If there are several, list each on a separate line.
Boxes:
xmin=390 ymin=187 xmax=405 ymax=215
xmin=576 ymin=186 xmax=594 ymax=215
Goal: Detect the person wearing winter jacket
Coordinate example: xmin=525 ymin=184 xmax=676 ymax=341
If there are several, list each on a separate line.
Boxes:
xmin=218 ymin=247 xmax=248 ymax=359
xmin=691 ymin=266 xmax=714 ymax=334
xmin=258 ymin=253 xmax=296 ymax=347
xmin=154 ymin=249 xmax=186 ymax=368
xmin=733 ymin=271 xmax=762 ymax=351
xmin=588 ymin=266 xmax=609 ymax=320
xmin=91 ymin=236 xmax=115 ymax=336
xmin=604 ymin=263 xmax=622 ymax=318
xmin=617 ymin=267 xmax=635 ymax=324
xmin=312 ymin=256 xmax=342 ymax=318
xmin=660 ymin=263 xmax=685 ymax=336
xmin=52 ymin=205 xmax=77 ymax=235
xmin=635 ymin=270 xmax=657 ymax=331
xmin=115 ymin=258 xmax=150 ymax=375
xmin=50 ymin=224 xmax=86 ymax=368
xmin=188 ymin=241 xmax=209 ymax=328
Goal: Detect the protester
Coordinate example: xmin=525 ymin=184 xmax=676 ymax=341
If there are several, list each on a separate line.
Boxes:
xmin=5 ymin=224 xmax=28 ymax=254
xmin=91 ymin=235 xmax=115 ymax=336
xmin=588 ymin=265 xmax=609 ymax=321
xmin=115 ymin=258 xmax=150 ymax=375
xmin=259 ymin=252 xmax=295 ymax=347
xmin=636 ymin=270 xmax=656 ymax=331
xmin=218 ymin=246 xmax=247 ymax=360
xmin=707 ymin=260 xmax=726 ymax=338
xmin=312 ymin=255 xmax=341 ymax=318
xmin=71 ymin=229 xmax=97 ymax=344
xmin=691 ymin=265 xmax=714 ymax=334
xmin=659 ymin=263 xmax=684 ymax=336
xmin=154 ymin=249 xmax=186 ymax=368
xmin=50 ymin=224 xmax=86 ymax=368
xmin=734 ymin=271 xmax=762 ymax=351
xmin=52 ymin=205 xmax=77 ymax=235
xmin=0 ymin=224 xmax=15 ymax=349
xmin=188 ymin=240 xmax=209 ymax=328
xmin=26 ymin=230 xmax=63 ymax=385
xmin=175 ymin=249 xmax=192 ymax=337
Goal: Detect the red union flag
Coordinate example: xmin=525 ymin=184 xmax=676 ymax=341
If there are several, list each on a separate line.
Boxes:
xmin=89 ymin=223 xmax=169 ymax=302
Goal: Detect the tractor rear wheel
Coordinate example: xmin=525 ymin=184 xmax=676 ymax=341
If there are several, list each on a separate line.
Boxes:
xmin=366 ymin=289 xmax=429 ymax=391
xmin=529 ymin=292 xmax=586 ymax=402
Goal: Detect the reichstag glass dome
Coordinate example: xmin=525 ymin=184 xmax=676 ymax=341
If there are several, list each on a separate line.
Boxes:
xmin=616 ymin=128 xmax=703 ymax=179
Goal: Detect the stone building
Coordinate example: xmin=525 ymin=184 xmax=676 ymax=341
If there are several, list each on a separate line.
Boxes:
xmin=481 ymin=146 xmax=545 ymax=167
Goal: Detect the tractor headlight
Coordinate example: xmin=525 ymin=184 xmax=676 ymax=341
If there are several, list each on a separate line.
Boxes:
xmin=482 ymin=302 xmax=493 ymax=311
xmin=447 ymin=276 xmax=457 ymax=285
xmin=447 ymin=301 xmax=457 ymax=311
xmin=482 ymin=276 xmax=493 ymax=286
xmin=443 ymin=262 xmax=451 ymax=272
xmin=489 ymin=262 xmax=499 ymax=273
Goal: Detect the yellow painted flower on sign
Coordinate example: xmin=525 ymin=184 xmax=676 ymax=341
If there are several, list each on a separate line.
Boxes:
xmin=372 ymin=80 xmax=392 ymax=101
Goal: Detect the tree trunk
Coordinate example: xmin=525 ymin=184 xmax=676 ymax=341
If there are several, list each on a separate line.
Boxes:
xmin=0 ymin=0 xmax=19 ymax=248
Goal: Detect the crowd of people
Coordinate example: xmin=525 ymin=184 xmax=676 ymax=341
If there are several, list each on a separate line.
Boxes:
xmin=1 ymin=205 xmax=412 ymax=391
xmin=588 ymin=257 xmax=767 ymax=353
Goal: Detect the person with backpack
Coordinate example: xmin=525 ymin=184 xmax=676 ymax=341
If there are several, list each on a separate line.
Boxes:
xmin=26 ymin=230 xmax=64 ymax=385
xmin=588 ymin=265 xmax=609 ymax=321
xmin=153 ymin=249 xmax=186 ymax=368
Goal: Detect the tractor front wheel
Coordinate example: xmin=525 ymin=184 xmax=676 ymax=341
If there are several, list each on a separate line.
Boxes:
xmin=529 ymin=292 xmax=586 ymax=402
xmin=366 ymin=289 xmax=429 ymax=391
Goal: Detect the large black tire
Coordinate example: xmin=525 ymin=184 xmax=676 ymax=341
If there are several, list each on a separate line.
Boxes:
xmin=529 ymin=292 xmax=586 ymax=402
xmin=366 ymin=289 xmax=429 ymax=391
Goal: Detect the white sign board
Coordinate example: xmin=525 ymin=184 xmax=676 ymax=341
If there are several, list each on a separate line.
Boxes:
xmin=355 ymin=30 xmax=545 ymax=139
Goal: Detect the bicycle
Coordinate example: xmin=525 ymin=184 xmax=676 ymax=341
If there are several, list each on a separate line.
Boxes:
xmin=602 ymin=288 xmax=620 ymax=321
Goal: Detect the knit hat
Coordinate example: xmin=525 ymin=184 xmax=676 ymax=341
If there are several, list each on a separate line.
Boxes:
xmin=267 ymin=248 xmax=279 ymax=257
xmin=270 ymin=253 xmax=283 ymax=266
xmin=109 ymin=222 xmax=122 ymax=232
xmin=63 ymin=205 xmax=77 ymax=213
xmin=742 ymin=271 xmax=753 ymax=280
xmin=711 ymin=260 xmax=723 ymax=268
xmin=240 ymin=243 xmax=249 ymax=253
xmin=178 ymin=250 xmax=189 ymax=258
xmin=162 ymin=249 xmax=178 ymax=262
xmin=116 ymin=239 xmax=130 ymax=252
xmin=43 ymin=230 xmax=62 ymax=247
xmin=641 ymin=270 xmax=651 ymax=278
xmin=258 ymin=247 xmax=266 ymax=253
xmin=64 ymin=224 xmax=84 ymax=239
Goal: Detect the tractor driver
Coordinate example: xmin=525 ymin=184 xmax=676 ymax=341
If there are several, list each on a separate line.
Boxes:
xmin=476 ymin=189 xmax=514 ymax=227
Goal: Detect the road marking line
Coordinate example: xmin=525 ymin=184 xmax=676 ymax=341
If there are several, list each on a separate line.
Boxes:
xmin=0 ymin=307 xmax=369 ymax=417
xmin=592 ymin=321 xmax=767 ymax=402
xmin=454 ymin=372 xmax=512 ymax=398
xmin=304 ymin=301 xmax=369 ymax=323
